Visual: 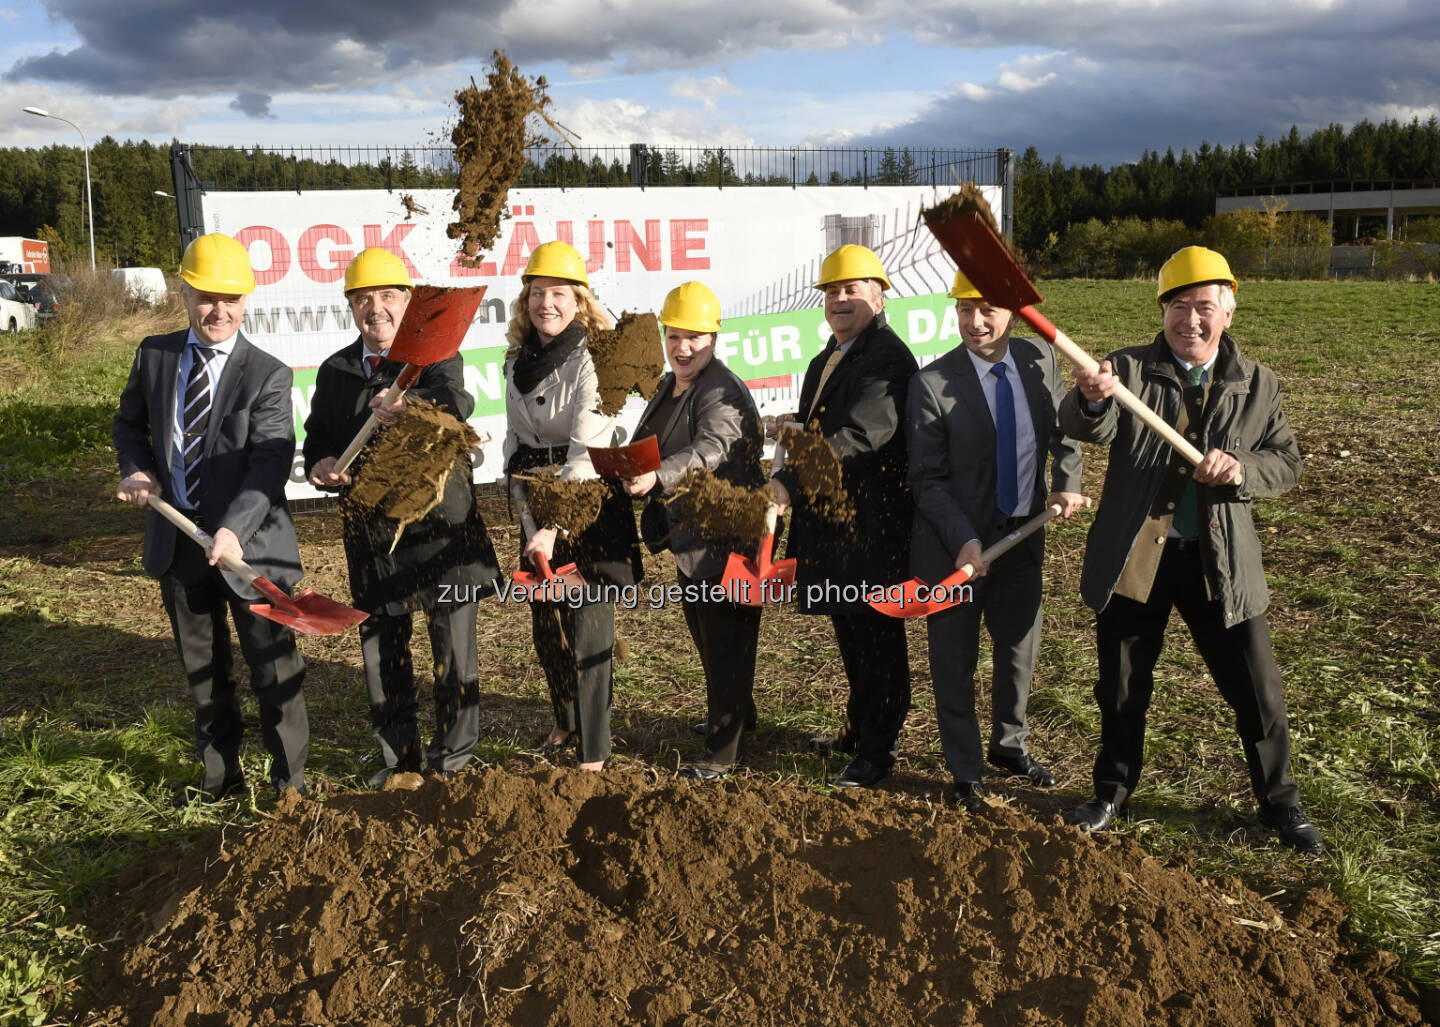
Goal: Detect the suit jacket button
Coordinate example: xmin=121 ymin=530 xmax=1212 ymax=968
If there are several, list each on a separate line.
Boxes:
xmin=535 ymin=395 xmax=545 ymax=405
xmin=1209 ymin=520 xmax=1220 ymax=529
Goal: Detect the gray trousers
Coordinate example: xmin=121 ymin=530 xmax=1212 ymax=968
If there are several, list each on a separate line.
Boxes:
xmin=159 ymin=541 xmax=309 ymax=793
xmin=533 ymin=598 xmax=615 ymax=764
xmin=926 ymin=545 xmax=1042 ymax=784
xmin=360 ymin=597 xmax=480 ymax=775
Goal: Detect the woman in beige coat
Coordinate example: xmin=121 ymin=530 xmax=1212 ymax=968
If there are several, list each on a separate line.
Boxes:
xmin=504 ymin=241 xmax=642 ymax=771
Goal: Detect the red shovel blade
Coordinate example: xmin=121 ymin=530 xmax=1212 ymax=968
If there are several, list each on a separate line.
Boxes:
xmin=511 ymin=552 xmax=585 ymax=600
xmin=868 ymin=568 xmax=975 ymax=619
xmin=248 ymin=579 xmax=369 ymax=636
xmin=386 ymin=284 xmax=488 ymax=367
xmin=588 ymin=435 xmax=661 ymax=478
xmin=924 ymin=213 xmax=1044 ymax=313
xmin=721 ymin=534 xmax=795 ymax=606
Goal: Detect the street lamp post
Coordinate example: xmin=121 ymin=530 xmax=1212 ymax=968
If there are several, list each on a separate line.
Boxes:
xmin=23 ymin=106 xmax=96 ymax=271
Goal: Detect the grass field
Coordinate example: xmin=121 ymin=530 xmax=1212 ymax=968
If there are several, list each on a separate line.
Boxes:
xmin=0 ymin=279 xmax=1436 ymax=1023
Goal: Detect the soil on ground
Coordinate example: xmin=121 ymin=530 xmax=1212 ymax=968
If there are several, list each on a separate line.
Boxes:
xmin=520 ymin=473 xmax=606 ymax=536
xmin=779 ymin=424 xmax=853 ymax=525
xmin=75 ymin=763 xmax=1424 ymax=1026
xmin=449 ymin=53 xmax=569 ymax=259
xmin=587 ymin=312 xmax=664 ymax=415
xmin=345 ymin=398 xmax=478 ymax=546
xmin=669 ymin=469 xmax=772 ymax=551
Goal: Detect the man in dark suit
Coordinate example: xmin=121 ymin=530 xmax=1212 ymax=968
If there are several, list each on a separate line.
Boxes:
xmin=114 ymin=233 xmax=309 ymax=801
xmin=304 ymin=248 xmax=499 ymax=786
xmin=769 ymin=245 xmax=917 ymax=789
xmin=907 ymin=270 xmax=1086 ymax=810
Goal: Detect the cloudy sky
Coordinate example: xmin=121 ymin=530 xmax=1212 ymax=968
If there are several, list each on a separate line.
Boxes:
xmin=2 ymin=0 xmax=1437 ymax=168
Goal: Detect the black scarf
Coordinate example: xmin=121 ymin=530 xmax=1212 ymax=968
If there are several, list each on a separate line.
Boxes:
xmin=511 ymin=319 xmax=586 ymax=395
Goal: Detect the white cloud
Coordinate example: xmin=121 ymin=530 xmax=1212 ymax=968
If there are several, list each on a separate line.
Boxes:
xmin=668 ymin=75 xmax=742 ymax=102
xmin=956 ymin=82 xmax=992 ymax=101
xmin=551 ymin=96 xmax=756 ymax=149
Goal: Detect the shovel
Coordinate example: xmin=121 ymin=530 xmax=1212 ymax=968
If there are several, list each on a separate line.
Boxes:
xmin=720 ymin=503 xmax=797 ymax=606
xmin=587 ymin=435 xmax=661 ymax=479
xmin=334 ymin=284 xmax=488 ymax=475
xmin=147 ymin=495 xmax=367 ymax=635
xmin=924 ymin=212 xmax=1240 ymax=484
xmin=508 ymin=480 xmax=585 ymax=599
xmin=868 ymin=503 xmax=1066 ymax=619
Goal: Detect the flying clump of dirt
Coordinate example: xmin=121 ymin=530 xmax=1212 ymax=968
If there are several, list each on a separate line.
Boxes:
xmin=586 ymin=312 xmax=664 ymax=415
xmin=520 ymin=473 xmax=605 ymax=536
xmin=345 ymin=398 xmax=478 ymax=548
xmin=781 ymin=424 xmax=853 ymax=525
xmin=449 ymin=51 xmax=573 ymax=259
xmin=922 ymin=181 xmax=1029 ymax=273
xmin=669 ymin=469 xmax=772 ymax=549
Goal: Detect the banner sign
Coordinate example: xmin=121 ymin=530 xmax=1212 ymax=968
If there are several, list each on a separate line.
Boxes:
xmin=200 ymin=182 xmax=999 ymax=495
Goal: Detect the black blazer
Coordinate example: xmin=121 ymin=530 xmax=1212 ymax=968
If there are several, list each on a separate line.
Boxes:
xmin=773 ymin=313 xmax=917 ymax=613
xmin=113 ymin=328 xmax=302 ymax=597
xmin=302 ymin=340 xmax=500 ymax=615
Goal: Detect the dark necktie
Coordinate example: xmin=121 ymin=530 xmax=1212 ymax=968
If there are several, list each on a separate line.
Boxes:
xmin=366 ymin=354 xmax=383 ymax=376
xmin=182 ymin=346 xmax=220 ymax=502
xmin=1172 ymin=365 xmax=1207 ymax=538
xmin=991 ymin=362 xmax=1019 ymax=516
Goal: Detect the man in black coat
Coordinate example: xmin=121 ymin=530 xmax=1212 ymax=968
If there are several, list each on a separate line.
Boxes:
xmin=114 ymin=233 xmax=309 ymax=802
xmin=770 ymin=245 xmax=918 ymax=788
xmin=304 ymin=248 xmax=499 ymax=784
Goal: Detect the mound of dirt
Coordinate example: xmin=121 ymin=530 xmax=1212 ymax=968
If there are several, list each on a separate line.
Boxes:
xmin=345 ymin=398 xmax=478 ymax=547
xmin=75 ymin=764 xmax=1422 ymax=1026
xmin=587 ymin=312 xmax=664 ymax=415
xmin=521 ymin=473 xmax=605 ymax=536
xmin=670 ymin=469 xmax=772 ymax=550
xmin=780 ymin=424 xmax=853 ymax=525
xmin=449 ymin=52 xmax=571 ymax=259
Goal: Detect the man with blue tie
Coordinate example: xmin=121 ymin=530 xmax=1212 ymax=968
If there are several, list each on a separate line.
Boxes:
xmin=906 ymin=270 xmax=1085 ymax=810
xmin=1059 ymin=247 xmax=1323 ymax=854
xmin=114 ymin=233 xmax=309 ymax=803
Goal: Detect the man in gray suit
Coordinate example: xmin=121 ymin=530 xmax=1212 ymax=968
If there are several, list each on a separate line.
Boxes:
xmin=906 ymin=270 xmax=1085 ymax=810
xmin=114 ymin=233 xmax=309 ymax=802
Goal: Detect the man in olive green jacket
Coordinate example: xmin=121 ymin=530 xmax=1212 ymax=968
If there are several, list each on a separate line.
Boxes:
xmin=1058 ymin=246 xmax=1323 ymax=855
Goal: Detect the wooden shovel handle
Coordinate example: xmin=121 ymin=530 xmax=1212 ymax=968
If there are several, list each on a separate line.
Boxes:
xmin=948 ymin=503 xmax=1064 ymax=584
xmin=333 ymin=363 xmax=421 ymax=475
xmin=146 ymin=494 xmax=258 ymax=585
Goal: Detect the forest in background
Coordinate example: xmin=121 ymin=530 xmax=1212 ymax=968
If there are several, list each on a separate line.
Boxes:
xmin=1 ymin=116 xmax=1437 ymax=275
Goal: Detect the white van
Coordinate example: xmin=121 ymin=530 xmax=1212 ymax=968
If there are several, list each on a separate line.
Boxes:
xmin=112 ymin=267 xmax=169 ymax=304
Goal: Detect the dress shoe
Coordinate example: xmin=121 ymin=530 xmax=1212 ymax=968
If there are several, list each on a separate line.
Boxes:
xmin=173 ymin=773 xmax=245 ymax=808
xmin=678 ymin=763 xmax=728 ymax=781
xmin=809 ymin=731 xmax=856 ymax=757
xmin=987 ymin=749 xmax=1057 ymax=788
xmin=832 ymin=757 xmax=888 ymax=790
xmin=950 ymin=780 xmax=987 ymax=812
xmin=1260 ymin=802 xmax=1325 ymax=855
xmin=1065 ymin=796 xmax=1129 ymax=834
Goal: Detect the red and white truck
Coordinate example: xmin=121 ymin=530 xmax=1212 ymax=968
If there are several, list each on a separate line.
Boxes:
xmin=0 ymin=238 xmax=52 ymax=275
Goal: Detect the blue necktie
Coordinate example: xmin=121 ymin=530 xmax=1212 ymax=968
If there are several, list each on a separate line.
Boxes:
xmin=991 ymin=362 xmax=1018 ymax=516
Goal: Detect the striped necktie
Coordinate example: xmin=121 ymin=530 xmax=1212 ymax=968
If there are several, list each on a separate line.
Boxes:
xmin=182 ymin=346 xmax=220 ymax=502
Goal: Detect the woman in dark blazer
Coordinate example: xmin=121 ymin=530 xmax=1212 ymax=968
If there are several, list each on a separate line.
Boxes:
xmin=622 ymin=281 xmax=764 ymax=778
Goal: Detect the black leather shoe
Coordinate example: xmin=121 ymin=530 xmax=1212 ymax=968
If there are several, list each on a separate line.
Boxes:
xmin=809 ymin=731 xmax=856 ymax=757
xmin=1065 ymin=796 xmax=1129 ymax=833
xmin=950 ymin=780 xmax=987 ymax=812
xmin=832 ymin=757 xmax=888 ymax=790
xmin=678 ymin=763 xmax=728 ymax=781
xmin=987 ymin=749 xmax=1057 ymax=788
xmin=1260 ymin=803 xmax=1325 ymax=855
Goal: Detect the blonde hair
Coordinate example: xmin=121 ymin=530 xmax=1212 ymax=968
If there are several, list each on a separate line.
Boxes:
xmin=506 ymin=280 xmax=612 ymax=357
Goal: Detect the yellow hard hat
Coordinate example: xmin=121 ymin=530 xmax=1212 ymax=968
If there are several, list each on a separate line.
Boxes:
xmin=180 ymin=233 xmax=256 ymax=295
xmin=948 ymin=268 xmax=982 ymax=300
xmin=344 ymin=247 xmax=412 ymax=293
xmin=659 ymin=281 xmax=722 ymax=333
xmin=522 ymin=240 xmax=589 ymax=288
xmin=1157 ymin=246 xmax=1237 ymax=306
xmin=814 ymin=245 xmax=891 ymax=291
